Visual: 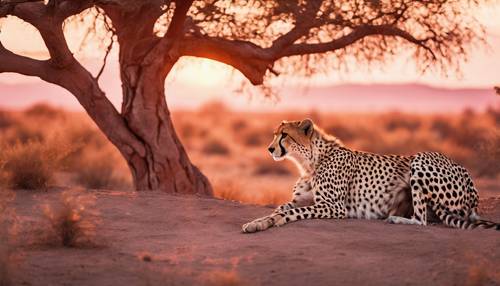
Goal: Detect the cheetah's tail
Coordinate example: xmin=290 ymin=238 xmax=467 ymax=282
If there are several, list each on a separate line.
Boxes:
xmin=433 ymin=205 xmax=500 ymax=231
xmin=466 ymin=219 xmax=500 ymax=231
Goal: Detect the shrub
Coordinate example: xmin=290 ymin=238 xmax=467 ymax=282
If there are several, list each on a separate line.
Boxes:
xmin=451 ymin=122 xmax=488 ymax=150
xmin=42 ymin=189 xmax=99 ymax=247
xmin=485 ymin=105 xmax=500 ymax=125
xmin=0 ymin=140 xmax=65 ymax=190
xmin=430 ymin=117 xmax=454 ymax=140
xmin=201 ymin=138 xmax=230 ymax=156
xmin=74 ymin=150 xmax=129 ymax=190
xmin=3 ymin=124 xmax=44 ymax=144
xmin=382 ymin=113 xmax=421 ymax=132
xmin=231 ymin=119 xmax=248 ymax=132
xmin=62 ymin=122 xmax=107 ymax=150
xmin=24 ymin=103 xmax=65 ymax=120
xmin=0 ymin=111 xmax=14 ymax=130
xmin=59 ymin=124 xmax=109 ymax=172
xmin=473 ymin=132 xmax=500 ymax=178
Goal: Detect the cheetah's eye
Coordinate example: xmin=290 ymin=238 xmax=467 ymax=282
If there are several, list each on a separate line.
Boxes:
xmin=281 ymin=132 xmax=288 ymax=138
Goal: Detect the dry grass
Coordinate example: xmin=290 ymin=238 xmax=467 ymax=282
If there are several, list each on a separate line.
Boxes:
xmin=73 ymin=149 xmax=131 ymax=190
xmin=41 ymin=189 xmax=100 ymax=247
xmin=0 ymin=111 xmax=14 ymax=130
xmin=201 ymin=270 xmax=244 ymax=286
xmin=0 ymin=103 xmax=498 ymax=205
xmin=0 ymin=140 xmax=66 ymax=190
xmin=24 ymin=103 xmax=66 ymax=120
xmin=0 ymin=108 xmax=132 ymax=191
xmin=474 ymin=131 xmax=500 ymax=178
xmin=213 ymin=179 xmax=289 ymax=206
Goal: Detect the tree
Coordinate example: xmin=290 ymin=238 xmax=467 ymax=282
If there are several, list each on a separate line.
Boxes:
xmin=0 ymin=0 xmax=485 ymax=195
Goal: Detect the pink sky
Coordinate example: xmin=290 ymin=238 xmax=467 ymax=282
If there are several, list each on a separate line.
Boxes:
xmin=0 ymin=4 xmax=499 ymax=112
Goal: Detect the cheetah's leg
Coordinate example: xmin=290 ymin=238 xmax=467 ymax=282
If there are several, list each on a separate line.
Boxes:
xmin=387 ymin=168 xmax=428 ymax=226
xmin=273 ymin=202 xmax=345 ymax=227
xmin=242 ymin=202 xmax=343 ymax=233
xmin=274 ymin=177 xmax=313 ymax=213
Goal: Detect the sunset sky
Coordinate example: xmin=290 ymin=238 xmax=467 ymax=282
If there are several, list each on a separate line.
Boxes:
xmin=0 ymin=3 xmax=499 ymax=111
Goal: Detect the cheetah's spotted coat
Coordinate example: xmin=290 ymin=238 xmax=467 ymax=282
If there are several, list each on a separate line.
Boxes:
xmin=242 ymin=119 xmax=499 ymax=233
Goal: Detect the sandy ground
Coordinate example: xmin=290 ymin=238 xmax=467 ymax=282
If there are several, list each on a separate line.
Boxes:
xmin=8 ymin=189 xmax=500 ymax=286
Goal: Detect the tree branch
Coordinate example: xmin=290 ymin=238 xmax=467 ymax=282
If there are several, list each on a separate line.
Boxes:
xmin=181 ymin=24 xmax=436 ymax=85
xmin=2 ymin=0 xmax=92 ymax=68
xmin=165 ymin=0 xmax=193 ymax=39
xmin=180 ymin=35 xmax=273 ymax=85
xmin=0 ymin=43 xmax=55 ymax=81
xmin=270 ymin=1 xmax=322 ymax=51
xmin=279 ymin=24 xmax=436 ymax=59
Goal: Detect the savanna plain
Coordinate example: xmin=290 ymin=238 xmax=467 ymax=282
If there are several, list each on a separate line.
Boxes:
xmin=0 ymin=103 xmax=499 ymax=286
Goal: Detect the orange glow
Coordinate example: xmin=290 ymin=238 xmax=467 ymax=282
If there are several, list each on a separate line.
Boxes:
xmin=172 ymin=58 xmax=233 ymax=87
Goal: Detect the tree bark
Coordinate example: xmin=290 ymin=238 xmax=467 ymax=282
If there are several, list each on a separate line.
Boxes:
xmin=118 ymin=60 xmax=212 ymax=194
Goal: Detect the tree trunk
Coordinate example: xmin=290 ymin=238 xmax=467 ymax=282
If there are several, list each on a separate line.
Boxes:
xmin=118 ymin=58 xmax=212 ymax=195
xmin=74 ymin=5 xmax=213 ymax=195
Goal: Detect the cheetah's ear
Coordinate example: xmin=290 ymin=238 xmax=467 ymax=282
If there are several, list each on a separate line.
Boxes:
xmin=298 ymin=118 xmax=314 ymax=137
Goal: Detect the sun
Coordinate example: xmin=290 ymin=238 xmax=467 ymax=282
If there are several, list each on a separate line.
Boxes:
xmin=172 ymin=57 xmax=234 ymax=87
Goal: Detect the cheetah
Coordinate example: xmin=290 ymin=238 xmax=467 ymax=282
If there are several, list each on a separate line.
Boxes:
xmin=242 ymin=119 xmax=499 ymax=233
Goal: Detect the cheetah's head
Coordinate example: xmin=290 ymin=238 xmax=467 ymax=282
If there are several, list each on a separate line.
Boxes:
xmin=267 ymin=119 xmax=314 ymax=161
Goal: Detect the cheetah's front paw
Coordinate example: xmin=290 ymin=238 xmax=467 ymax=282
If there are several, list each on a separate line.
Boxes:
xmin=241 ymin=216 xmax=275 ymax=233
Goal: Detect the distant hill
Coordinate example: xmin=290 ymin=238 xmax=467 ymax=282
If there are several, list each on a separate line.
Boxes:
xmin=0 ymin=80 xmax=497 ymax=113
xmin=269 ymin=83 xmax=498 ymax=113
